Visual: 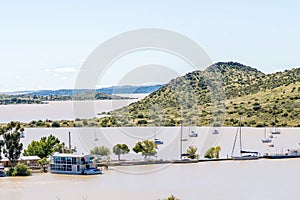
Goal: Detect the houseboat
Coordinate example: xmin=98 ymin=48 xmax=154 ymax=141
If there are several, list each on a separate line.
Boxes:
xmin=49 ymin=153 xmax=102 ymax=175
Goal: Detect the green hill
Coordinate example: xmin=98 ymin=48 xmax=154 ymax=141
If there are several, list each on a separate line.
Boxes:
xmin=99 ymin=62 xmax=300 ymax=127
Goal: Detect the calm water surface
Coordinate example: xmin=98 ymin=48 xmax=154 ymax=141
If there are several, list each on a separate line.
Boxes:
xmin=0 ymin=94 xmax=147 ymax=123
xmin=1 ymin=96 xmax=300 ymax=199
xmin=1 ymin=159 xmax=300 ymax=200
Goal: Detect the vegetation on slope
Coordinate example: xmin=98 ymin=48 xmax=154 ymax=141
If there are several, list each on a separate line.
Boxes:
xmin=5 ymin=62 xmax=300 ymax=128
xmin=97 ymin=62 xmax=300 ymax=127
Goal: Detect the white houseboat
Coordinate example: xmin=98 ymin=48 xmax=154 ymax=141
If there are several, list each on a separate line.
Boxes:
xmin=49 ymin=153 xmax=102 ymax=175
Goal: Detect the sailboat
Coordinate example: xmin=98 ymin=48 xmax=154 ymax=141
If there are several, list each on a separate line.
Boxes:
xmin=271 ymin=113 xmax=281 ymax=134
xmin=271 ymin=128 xmax=281 ymax=135
xmin=261 ymin=126 xmax=272 ymax=143
xmin=19 ymin=131 xmax=25 ymax=138
xmin=94 ymin=129 xmax=99 ymax=142
xmin=174 ymin=122 xmax=198 ymax=163
xmin=153 ymin=127 xmax=163 ymax=145
xmin=231 ymin=119 xmax=259 ymax=160
xmin=189 ymin=127 xmax=198 ymax=137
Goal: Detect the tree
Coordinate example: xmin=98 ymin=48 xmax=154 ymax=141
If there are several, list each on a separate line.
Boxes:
xmin=38 ymin=157 xmax=49 ymax=172
xmin=164 ymin=195 xmax=180 ymax=200
xmin=2 ymin=122 xmax=23 ymax=166
xmin=204 ymin=147 xmax=215 ymax=159
xmin=132 ymin=140 xmax=157 ymax=159
xmin=113 ymin=144 xmax=130 ymax=160
xmin=214 ymin=146 xmax=221 ymax=158
xmin=186 ymin=146 xmax=199 ymax=160
xmin=204 ymin=146 xmax=221 ymax=159
xmin=90 ymin=146 xmax=110 ymax=157
xmin=23 ymin=135 xmax=63 ymax=159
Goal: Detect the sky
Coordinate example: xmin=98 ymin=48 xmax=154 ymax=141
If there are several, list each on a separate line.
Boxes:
xmin=0 ymin=0 xmax=300 ymax=91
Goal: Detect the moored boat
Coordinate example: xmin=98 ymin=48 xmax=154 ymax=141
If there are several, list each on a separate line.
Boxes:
xmin=264 ymin=148 xmax=300 ymax=159
xmin=49 ymin=153 xmax=102 ymax=175
xmin=189 ymin=130 xmax=198 ymax=137
xmin=154 ymin=138 xmax=164 ymax=145
xmin=231 ymin=118 xmax=259 ymax=160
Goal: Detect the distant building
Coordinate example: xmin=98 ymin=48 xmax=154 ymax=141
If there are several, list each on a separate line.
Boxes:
xmin=1 ymin=156 xmax=40 ymax=168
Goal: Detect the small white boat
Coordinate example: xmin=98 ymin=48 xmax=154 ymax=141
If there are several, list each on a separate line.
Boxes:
xmin=19 ymin=132 xmax=25 ymax=138
xmin=83 ymin=168 xmax=102 ymax=175
xmin=262 ymin=138 xmax=272 ymax=143
xmin=271 ymin=130 xmax=281 ymax=134
xmin=154 ymin=138 xmax=164 ymax=145
xmin=189 ymin=131 xmax=198 ymax=137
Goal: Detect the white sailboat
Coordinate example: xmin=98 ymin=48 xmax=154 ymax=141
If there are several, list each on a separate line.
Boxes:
xmin=154 ymin=127 xmax=163 ymax=145
xmin=261 ymin=127 xmax=272 ymax=143
xmin=271 ymin=114 xmax=281 ymax=134
xmin=231 ymin=119 xmax=258 ymax=160
xmin=189 ymin=127 xmax=198 ymax=137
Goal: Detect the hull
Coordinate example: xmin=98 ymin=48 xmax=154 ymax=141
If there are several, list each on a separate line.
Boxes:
xmin=173 ymin=159 xmax=199 ymax=164
xmin=50 ymin=168 xmax=102 ymax=175
xmin=264 ymin=155 xmax=300 ymax=159
xmin=232 ymin=156 xmax=258 ymax=160
xmin=50 ymin=170 xmax=83 ymax=175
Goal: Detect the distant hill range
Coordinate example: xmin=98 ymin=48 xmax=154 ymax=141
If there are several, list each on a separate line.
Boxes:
xmin=0 ymin=85 xmax=163 ymax=105
xmin=3 ymin=84 xmax=163 ymax=96
xmin=98 ymin=62 xmax=300 ymax=127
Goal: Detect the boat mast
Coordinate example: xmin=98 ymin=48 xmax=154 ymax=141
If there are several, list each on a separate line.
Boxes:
xmin=68 ymin=131 xmax=71 ymax=150
xmin=264 ymin=124 xmax=266 ymax=139
xmin=231 ymin=127 xmax=239 ymax=157
xmin=180 ymin=120 xmax=183 ymax=160
xmin=239 ymin=117 xmax=242 ymax=156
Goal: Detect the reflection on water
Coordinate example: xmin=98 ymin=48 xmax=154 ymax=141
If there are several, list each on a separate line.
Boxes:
xmin=1 ymin=159 xmax=300 ymax=200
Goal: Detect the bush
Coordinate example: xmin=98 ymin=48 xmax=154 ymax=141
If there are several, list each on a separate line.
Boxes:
xmin=7 ymin=163 xmax=31 ymax=176
xmin=51 ymin=121 xmax=60 ymax=128
xmin=6 ymin=167 xmax=15 ymax=176
xmin=137 ymin=119 xmax=148 ymax=125
xmin=83 ymin=120 xmax=88 ymax=126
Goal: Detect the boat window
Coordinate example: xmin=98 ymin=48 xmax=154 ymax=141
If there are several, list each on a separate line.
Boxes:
xmin=72 ymin=157 xmax=76 ymax=164
xmin=54 ymin=156 xmax=60 ymax=163
xmin=61 ymin=157 xmax=66 ymax=164
xmin=66 ymin=157 xmax=72 ymax=164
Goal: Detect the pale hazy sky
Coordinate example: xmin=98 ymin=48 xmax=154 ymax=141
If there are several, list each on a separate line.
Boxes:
xmin=1 ymin=1 xmax=300 ymax=91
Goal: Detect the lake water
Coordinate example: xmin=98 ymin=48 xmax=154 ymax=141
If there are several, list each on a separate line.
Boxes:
xmin=1 ymin=159 xmax=300 ymax=200
xmin=18 ymin=126 xmax=300 ymax=160
xmin=2 ymin=96 xmax=300 ymax=199
xmin=0 ymin=94 xmax=147 ymax=123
